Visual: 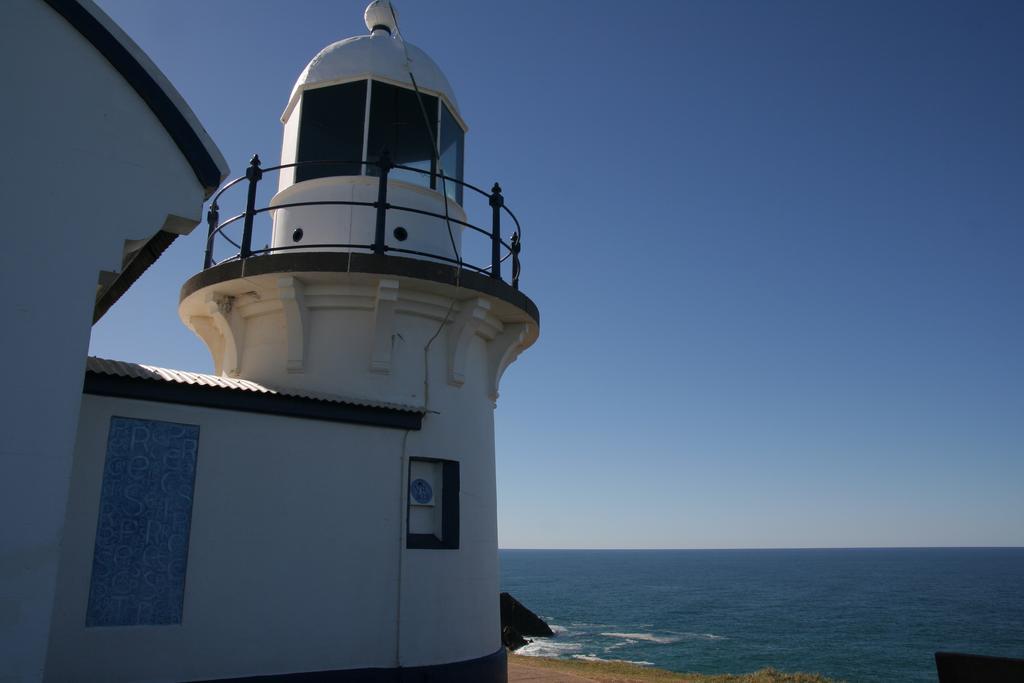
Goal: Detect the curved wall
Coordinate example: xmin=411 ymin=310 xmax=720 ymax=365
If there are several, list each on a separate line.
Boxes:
xmin=173 ymin=268 xmax=537 ymax=675
xmin=269 ymin=177 xmax=467 ymax=263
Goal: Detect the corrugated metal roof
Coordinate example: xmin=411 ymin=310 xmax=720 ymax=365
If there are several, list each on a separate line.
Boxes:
xmin=86 ymin=357 xmax=424 ymax=413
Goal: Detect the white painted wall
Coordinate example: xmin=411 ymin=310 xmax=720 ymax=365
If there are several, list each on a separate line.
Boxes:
xmin=0 ymin=3 xmax=223 ymax=681
xmin=46 ymin=395 xmax=409 ymax=682
xmin=270 ymin=175 xmax=468 ymax=262
xmin=143 ymin=5 xmax=532 ymax=674
xmin=398 ymin=335 xmax=502 ymax=665
xmin=180 ymin=272 xmax=534 ymax=405
xmin=179 ymin=270 xmax=537 ymax=672
xmin=48 ymin=340 xmax=508 ymax=678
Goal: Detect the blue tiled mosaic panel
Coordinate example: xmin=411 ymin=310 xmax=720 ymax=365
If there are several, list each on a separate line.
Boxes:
xmin=86 ymin=416 xmax=200 ymax=627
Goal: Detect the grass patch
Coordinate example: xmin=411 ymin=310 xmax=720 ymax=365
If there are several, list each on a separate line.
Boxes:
xmin=509 ymin=654 xmax=839 ymax=682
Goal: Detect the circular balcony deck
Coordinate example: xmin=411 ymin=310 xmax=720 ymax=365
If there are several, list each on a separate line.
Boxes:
xmin=180 ymin=251 xmax=538 ymax=325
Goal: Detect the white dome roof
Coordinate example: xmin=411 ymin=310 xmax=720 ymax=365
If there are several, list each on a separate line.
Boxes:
xmin=283 ymin=31 xmax=460 ymax=123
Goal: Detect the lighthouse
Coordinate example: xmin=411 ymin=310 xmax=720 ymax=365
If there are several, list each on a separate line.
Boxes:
xmin=171 ymin=1 xmax=538 ymax=679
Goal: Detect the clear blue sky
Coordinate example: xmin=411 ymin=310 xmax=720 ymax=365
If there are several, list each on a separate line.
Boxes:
xmin=90 ymin=0 xmax=1024 ymax=549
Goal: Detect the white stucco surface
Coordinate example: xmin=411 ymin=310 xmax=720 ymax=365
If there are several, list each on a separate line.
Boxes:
xmin=46 ymin=395 xmax=409 ymax=682
xmin=47 ymin=307 xmax=516 ymax=677
xmin=270 ymin=176 xmax=468 ymax=262
xmin=177 ymin=269 xmax=536 ymax=673
xmin=0 ymin=2 xmax=226 ymax=681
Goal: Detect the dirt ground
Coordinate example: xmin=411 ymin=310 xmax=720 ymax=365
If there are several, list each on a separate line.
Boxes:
xmin=507 ymin=656 xmax=838 ymax=683
xmin=508 ymin=658 xmax=608 ymax=681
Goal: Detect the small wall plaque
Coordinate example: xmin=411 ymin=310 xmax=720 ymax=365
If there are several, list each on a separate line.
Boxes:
xmin=410 ymin=478 xmax=433 ymax=505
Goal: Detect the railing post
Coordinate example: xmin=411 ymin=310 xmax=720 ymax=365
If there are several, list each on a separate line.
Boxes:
xmin=240 ymin=154 xmax=262 ymax=260
xmin=203 ymin=201 xmax=219 ymax=269
xmin=511 ymin=232 xmax=521 ymax=290
xmin=489 ymin=182 xmax=503 ymax=280
xmin=373 ymin=149 xmax=392 ymax=255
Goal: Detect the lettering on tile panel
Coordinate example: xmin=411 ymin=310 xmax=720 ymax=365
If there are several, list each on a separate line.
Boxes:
xmin=86 ymin=416 xmax=200 ymax=626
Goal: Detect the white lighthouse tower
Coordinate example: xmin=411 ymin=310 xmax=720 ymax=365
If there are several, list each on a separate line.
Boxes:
xmin=176 ymin=1 xmax=539 ymax=679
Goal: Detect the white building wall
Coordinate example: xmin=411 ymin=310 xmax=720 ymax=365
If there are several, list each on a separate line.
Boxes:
xmin=399 ymin=335 xmax=501 ymax=664
xmin=0 ymin=3 xmax=221 ymax=681
xmin=176 ymin=269 xmax=524 ymax=673
xmin=46 ymin=395 xmax=408 ymax=682
xmin=269 ymin=176 xmax=467 ymax=261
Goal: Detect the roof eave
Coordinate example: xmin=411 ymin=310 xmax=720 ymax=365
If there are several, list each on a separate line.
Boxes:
xmin=43 ymin=0 xmax=229 ymax=196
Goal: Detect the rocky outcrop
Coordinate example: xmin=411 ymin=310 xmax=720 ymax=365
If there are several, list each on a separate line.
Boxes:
xmin=502 ymin=624 xmax=529 ymax=651
xmin=500 ymin=592 xmax=553 ymax=651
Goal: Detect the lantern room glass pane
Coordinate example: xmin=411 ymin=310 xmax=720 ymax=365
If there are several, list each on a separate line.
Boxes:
xmin=296 ymin=81 xmax=367 ymax=182
xmin=367 ymin=80 xmax=437 ymax=189
xmin=439 ymin=104 xmax=464 ymax=204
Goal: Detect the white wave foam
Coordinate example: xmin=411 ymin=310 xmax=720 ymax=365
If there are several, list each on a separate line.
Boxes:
xmin=549 ymin=624 xmax=568 ymax=635
xmin=598 ymin=630 xmax=724 ymax=647
xmin=600 ymin=631 xmax=726 ymax=644
xmin=572 ymin=654 xmax=655 ymax=666
xmin=600 ymin=632 xmax=682 ymax=645
xmin=515 ymin=638 xmax=582 ymax=658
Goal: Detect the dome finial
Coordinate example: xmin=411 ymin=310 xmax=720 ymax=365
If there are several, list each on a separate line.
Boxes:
xmin=364 ymin=0 xmax=398 ymax=35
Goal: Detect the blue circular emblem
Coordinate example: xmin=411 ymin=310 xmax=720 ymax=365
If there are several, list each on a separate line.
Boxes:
xmin=410 ymin=478 xmax=433 ymax=504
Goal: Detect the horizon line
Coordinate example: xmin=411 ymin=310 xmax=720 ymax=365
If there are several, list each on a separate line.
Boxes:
xmin=497 ymin=545 xmax=1024 ymax=551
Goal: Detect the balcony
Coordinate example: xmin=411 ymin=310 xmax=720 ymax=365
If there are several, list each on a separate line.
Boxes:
xmin=200 ymin=153 xmax=523 ymax=290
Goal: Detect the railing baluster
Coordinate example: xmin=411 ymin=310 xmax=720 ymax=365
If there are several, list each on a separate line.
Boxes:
xmin=489 ymin=183 xmax=503 ymax=280
xmin=203 ymin=201 xmax=219 ymax=269
xmin=240 ymin=154 xmax=262 ymax=260
xmin=373 ymin=149 xmax=392 ymax=255
xmin=511 ymin=232 xmax=521 ymax=290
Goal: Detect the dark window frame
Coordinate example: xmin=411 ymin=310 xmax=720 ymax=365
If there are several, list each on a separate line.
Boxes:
xmin=295 ymin=80 xmax=368 ymax=182
xmin=366 ymin=79 xmax=438 ymax=190
xmin=294 ymin=78 xmax=467 ymax=204
xmin=439 ymin=102 xmax=465 ymax=205
xmin=406 ymin=457 xmax=460 ymax=550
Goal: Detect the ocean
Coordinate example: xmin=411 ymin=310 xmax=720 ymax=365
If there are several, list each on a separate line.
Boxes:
xmin=499 ymin=548 xmax=1024 ymax=682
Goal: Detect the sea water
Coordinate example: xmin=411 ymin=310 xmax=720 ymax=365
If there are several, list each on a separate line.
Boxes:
xmin=499 ymin=548 xmax=1024 ymax=682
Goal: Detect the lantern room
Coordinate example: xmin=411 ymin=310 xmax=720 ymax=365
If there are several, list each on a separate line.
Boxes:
xmin=199 ymin=0 xmax=525 ymax=289
xmin=268 ymin=1 xmax=470 ymax=265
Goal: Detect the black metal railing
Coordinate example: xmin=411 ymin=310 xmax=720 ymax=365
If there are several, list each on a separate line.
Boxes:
xmin=203 ymin=153 xmax=523 ymax=289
